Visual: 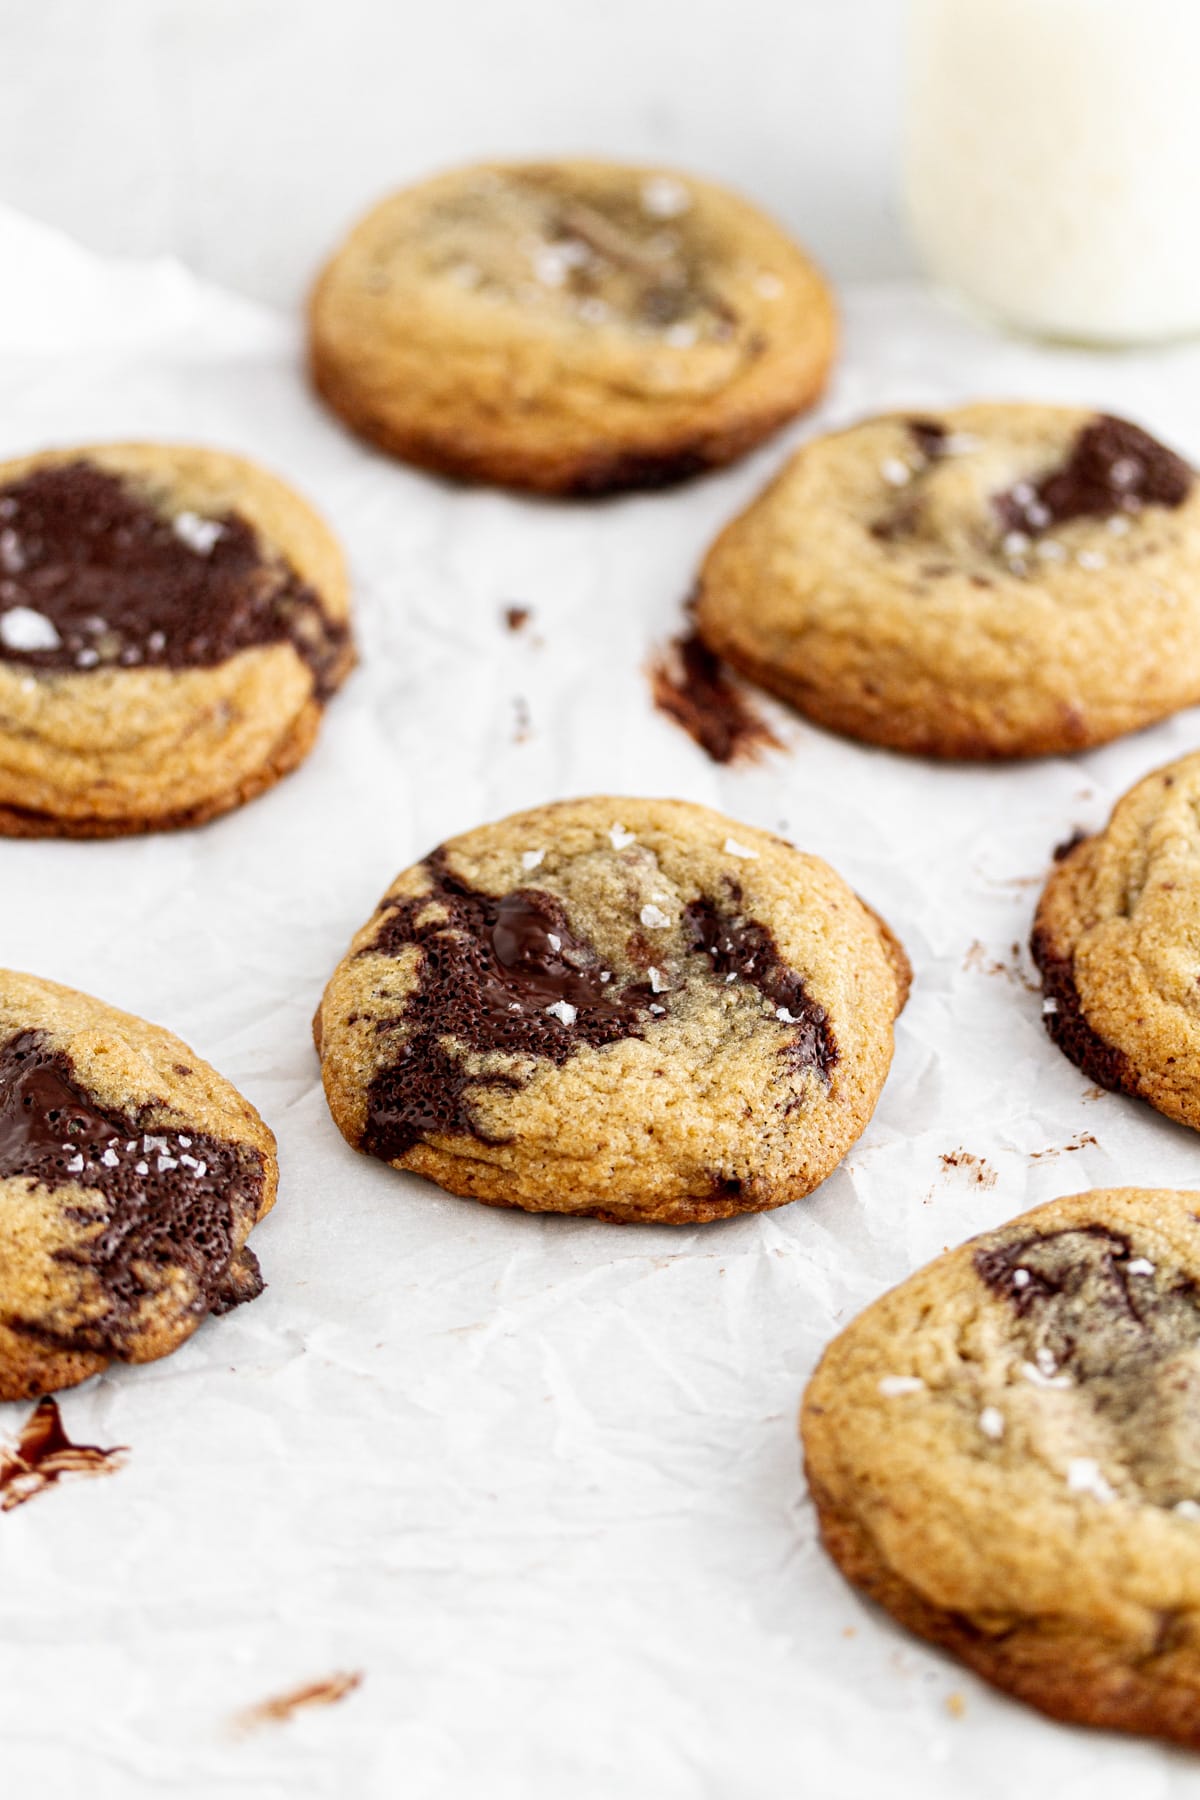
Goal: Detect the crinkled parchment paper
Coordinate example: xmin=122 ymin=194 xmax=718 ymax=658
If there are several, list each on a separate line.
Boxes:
xmin=5 ymin=205 xmax=1200 ymax=1799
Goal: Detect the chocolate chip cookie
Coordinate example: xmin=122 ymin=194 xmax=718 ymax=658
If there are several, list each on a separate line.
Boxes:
xmin=695 ymin=405 xmax=1200 ymax=758
xmin=0 ymin=444 xmax=353 ymax=836
xmin=0 ymin=969 xmax=277 ymax=1400
xmin=1033 ymin=751 xmax=1200 ymax=1129
xmin=316 ymin=798 xmax=908 ymax=1223
xmin=803 ymin=1187 xmax=1200 ymax=1747
xmin=308 ymin=159 xmax=835 ymax=495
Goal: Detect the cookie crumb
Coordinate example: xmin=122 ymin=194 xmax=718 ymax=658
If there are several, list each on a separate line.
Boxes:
xmin=939 ymin=1149 xmax=997 ymax=1188
xmin=233 ymin=1670 xmax=363 ymax=1733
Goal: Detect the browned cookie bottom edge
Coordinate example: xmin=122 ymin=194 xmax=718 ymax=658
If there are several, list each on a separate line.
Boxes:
xmin=0 ymin=699 xmax=328 ymax=839
xmin=805 ymin=1466 xmax=1200 ymax=1748
xmin=309 ymin=350 xmax=828 ymax=498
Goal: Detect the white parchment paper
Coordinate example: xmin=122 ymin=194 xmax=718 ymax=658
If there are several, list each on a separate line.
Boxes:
xmin=4 ymin=205 xmax=1200 ymax=1799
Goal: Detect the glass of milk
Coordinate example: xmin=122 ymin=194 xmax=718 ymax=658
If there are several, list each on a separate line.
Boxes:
xmin=905 ymin=0 xmax=1200 ymax=344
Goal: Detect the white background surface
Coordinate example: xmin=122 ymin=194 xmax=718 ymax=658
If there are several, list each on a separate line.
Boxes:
xmin=2 ymin=0 xmax=911 ymax=307
xmin=5 ymin=9 xmax=1200 ymax=1799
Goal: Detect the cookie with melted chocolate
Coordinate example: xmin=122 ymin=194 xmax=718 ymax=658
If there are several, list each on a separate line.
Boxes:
xmin=802 ymin=1187 xmax=1200 ymax=1748
xmin=308 ymin=160 xmax=835 ymax=495
xmin=0 ymin=968 xmax=277 ymax=1400
xmin=0 ymin=443 xmax=353 ymax=836
xmin=1033 ymin=750 xmax=1200 ymax=1130
xmin=315 ymin=797 xmax=908 ymax=1224
xmin=695 ymin=403 xmax=1200 ymax=757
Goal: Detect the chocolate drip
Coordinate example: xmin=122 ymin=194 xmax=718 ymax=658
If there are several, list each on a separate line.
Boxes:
xmin=683 ymin=894 xmax=837 ymax=1077
xmin=974 ymin=1224 xmax=1200 ymax=1384
xmin=0 ymin=462 xmax=349 ymax=698
xmin=361 ymin=854 xmax=654 ymax=1160
xmin=994 ymin=415 xmax=1192 ymax=537
xmin=0 ymin=1397 xmax=125 ymax=1511
xmin=649 ymin=632 xmax=781 ymax=764
xmin=0 ymin=1031 xmax=265 ymax=1353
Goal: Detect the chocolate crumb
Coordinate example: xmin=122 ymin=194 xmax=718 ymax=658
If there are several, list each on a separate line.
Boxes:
xmin=649 ymin=632 xmax=781 ymax=764
xmin=0 ymin=1397 xmax=125 ymax=1511
xmin=503 ymin=605 xmax=530 ymax=633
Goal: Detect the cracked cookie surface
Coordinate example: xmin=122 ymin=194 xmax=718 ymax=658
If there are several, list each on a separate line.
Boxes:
xmin=0 ymin=443 xmax=353 ymax=835
xmin=802 ymin=1187 xmax=1200 ymax=1747
xmin=315 ymin=797 xmax=908 ymax=1223
xmin=1033 ymin=750 xmax=1200 ymax=1129
xmin=308 ymin=159 xmax=835 ymax=495
xmin=0 ymin=969 xmax=277 ymax=1400
xmin=695 ymin=404 xmax=1200 ymax=758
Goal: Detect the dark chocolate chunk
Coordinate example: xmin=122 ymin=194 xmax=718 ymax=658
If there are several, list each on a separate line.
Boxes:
xmin=361 ymin=854 xmax=655 ymax=1160
xmin=683 ymin=893 xmax=837 ymax=1078
xmin=974 ymin=1224 xmax=1200 ymax=1386
xmin=0 ymin=1030 xmax=265 ymax=1354
xmin=994 ymin=415 xmax=1192 ymax=538
xmin=0 ymin=462 xmax=349 ymax=698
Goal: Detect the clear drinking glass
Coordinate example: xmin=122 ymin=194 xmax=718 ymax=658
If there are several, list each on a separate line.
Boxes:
xmin=905 ymin=0 xmax=1200 ymax=345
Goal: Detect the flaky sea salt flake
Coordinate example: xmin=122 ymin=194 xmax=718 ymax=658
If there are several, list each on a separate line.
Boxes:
xmin=979 ymin=1407 xmax=1005 ymax=1440
xmin=641 ymin=176 xmax=691 ymax=219
xmin=608 ymin=824 xmax=635 ymax=849
xmin=546 ymin=1000 xmax=577 ymax=1027
xmin=1067 ymin=1458 xmax=1114 ymax=1503
xmin=521 ymin=850 xmax=545 ymax=871
xmin=723 ymin=837 xmax=758 ymax=860
xmin=0 ymin=606 xmax=60 ymax=652
xmin=878 ymin=1375 xmax=924 ymax=1397
xmin=173 ymin=511 xmax=223 ymax=555
xmin=640 ymin=904 xmax=670 ymax=929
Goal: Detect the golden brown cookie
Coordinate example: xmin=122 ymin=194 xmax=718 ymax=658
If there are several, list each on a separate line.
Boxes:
xmin=0 ymin=443 xmax=353 ymax=836
xmin=1032 ymin=751 xmax=1200 ymax=1128
xmin=308 ymin=159 xmax=835 ymax=495
xmin=802 ymin=1187 xmax=1200 ymax=1748
xmin=0 ymin=969 xmax=278 ymax=1401
xmin=315 ymin=797 xmax=908 ymax=1224
xmin=695 ymin=404 xmax=1200 ymax=758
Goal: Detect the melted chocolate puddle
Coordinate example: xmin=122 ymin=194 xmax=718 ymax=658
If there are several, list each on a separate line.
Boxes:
xmin=362 ymin=853 xmax=654 ymax=1159
xmin=0 ymin=1397 xmax=126 ymax=1511
xmin=360 ymin=857 xmax=836 ymax=1163
xmin=994 ymin=415 xmax=1192 ymax=537
xmin=649 ymin=632 xmax=781 ymax=764
xmin=0 ymin=1031 xmax=265 ymax=1356
xmin=0 ymin=462 xmax=350 ymax=698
